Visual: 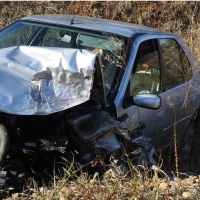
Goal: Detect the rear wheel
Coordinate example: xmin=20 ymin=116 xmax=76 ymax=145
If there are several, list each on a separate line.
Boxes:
xmin=0 ymin=124 xmax=9 ymax=167
xmin=179 ymin=110 xmax=200 ymax=167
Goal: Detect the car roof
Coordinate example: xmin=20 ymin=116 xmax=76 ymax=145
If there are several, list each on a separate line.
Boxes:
xmin=22 ymin=14 xmax=173 ymax=38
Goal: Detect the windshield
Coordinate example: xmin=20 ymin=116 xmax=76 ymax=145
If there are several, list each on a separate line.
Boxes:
xmin=0 ymin=20 xmax=127 ymax=98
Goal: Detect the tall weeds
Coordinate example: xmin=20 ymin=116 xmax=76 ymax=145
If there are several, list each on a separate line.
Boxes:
xmin=0 ymin=1 xmax=200 ymax=62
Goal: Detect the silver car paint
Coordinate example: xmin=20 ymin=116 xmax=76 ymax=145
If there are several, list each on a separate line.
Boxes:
xmin=22 ymin=15 xmax=170 ymax=38
xmin=114 ymin=34 xmax=200 ymax=149
xmin=0 ymin=46 xmax=97 ymax=115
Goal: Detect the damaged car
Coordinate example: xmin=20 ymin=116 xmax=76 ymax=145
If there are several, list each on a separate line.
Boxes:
xmin=0 ymin=14 xmax=199 ymax=190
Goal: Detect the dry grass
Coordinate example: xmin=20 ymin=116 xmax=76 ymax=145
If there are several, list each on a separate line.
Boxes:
xmin=3 ymin=161 xmax=200 ymax=200
xmin=0 ymin=1 xmax=200 ymax=61
xmin=1 ymin=1 xmax=200 ymax=199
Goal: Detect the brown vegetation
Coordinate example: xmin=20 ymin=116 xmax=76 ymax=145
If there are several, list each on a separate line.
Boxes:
xmin=0 ymin=1 xmax=200 ymax=61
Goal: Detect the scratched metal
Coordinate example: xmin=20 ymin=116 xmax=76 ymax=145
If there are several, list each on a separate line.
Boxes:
xmin=0 ymin=46 xmax=97 ymax=115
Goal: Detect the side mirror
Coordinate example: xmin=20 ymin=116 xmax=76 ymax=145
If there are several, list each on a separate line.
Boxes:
xmin=127 ymin=94 xmax=161 ymax=109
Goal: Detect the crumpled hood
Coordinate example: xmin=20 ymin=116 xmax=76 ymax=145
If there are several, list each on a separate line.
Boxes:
xmin=0 ymin=46 xmax=97 ymax=115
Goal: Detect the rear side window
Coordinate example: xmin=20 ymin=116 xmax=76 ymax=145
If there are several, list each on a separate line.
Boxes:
xmin=180 ymin=47 xmax=193 ymax=81
xmin=159 ymin=38 xmax=192 ymax=90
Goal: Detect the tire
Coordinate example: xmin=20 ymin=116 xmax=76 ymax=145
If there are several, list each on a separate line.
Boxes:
xmin=0 ymin=124 xmax=9 ymax=167
xmin=179 ymin=111 xmax=200 ymax=162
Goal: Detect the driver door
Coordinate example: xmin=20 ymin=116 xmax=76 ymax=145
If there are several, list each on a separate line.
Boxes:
xmin=122 ymin=39 xmax=162 ymax=149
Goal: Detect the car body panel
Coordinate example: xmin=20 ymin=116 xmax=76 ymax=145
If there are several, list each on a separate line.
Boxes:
xmin=0 ymin=46 xmax=98 ymax=115
xmin=21 ymin=14 xmax=171 ymax=38
xmin=114 ymin=34 xmax=200 ymax=149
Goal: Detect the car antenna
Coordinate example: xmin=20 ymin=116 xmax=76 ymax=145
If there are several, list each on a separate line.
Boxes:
xmin=70 ymin=14 xmax=76 ymax=25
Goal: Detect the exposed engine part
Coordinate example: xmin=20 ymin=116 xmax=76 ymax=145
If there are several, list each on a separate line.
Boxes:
xmin=128 ymin=130 xmax=157 ymax=166
xmin=21 ymin=136 xmax=68 ymax=153
xmin=95 ymin=132 xmax=121 ymax=153
xmin=0 ymin=108 xmax=159 ymax=194
xmin=68 ymin=110 xmax=141 ymax=143
xmin=68 ymin=112 xmax=111 ymax=142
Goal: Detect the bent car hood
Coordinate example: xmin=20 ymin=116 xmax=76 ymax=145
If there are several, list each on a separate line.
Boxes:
xmin=0 ymin=46 xmax=97 ymax=115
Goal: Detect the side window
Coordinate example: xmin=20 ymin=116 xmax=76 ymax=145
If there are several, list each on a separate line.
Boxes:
xmin=159 ymin=38 xmax=192 ymax=90
xmin=130 ymin=39 xmax=160 ymax=95
xmin=180 ymin=47 xmax=193 ymax=81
